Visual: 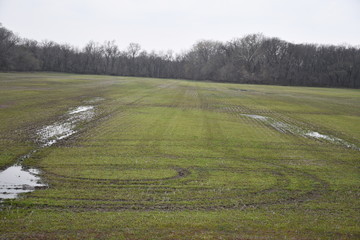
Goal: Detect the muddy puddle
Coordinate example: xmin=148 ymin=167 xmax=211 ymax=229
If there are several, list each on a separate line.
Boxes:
xmin=0 ymin=165 xmax=45 ymax=199
xmin=0 ymin=101 xmax=98 ymax=200
xmin=37 ymin=105 xmax=94 ymax=147
xmin=242 ymin=114 xmax=359 ymax=150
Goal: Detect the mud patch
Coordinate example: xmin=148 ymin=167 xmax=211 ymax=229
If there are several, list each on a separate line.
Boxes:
xmin=228 ymin=88 xmax=250 ymax=92
xmin=37 ymin=123 xmax=76 ymax=147
xmin=84 ymin=97 xmax=105 ymax=104
xmin=242 ymin=114 xmax=359 ymax=150
xmin=1 ymin=103 xmax=97 ymax=200
xmin=37 ymin=105 xmax=94 ymax=147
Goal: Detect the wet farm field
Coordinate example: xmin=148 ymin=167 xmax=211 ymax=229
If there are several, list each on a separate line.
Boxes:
xmin=0 ymin=72 xmax=359 ymax=239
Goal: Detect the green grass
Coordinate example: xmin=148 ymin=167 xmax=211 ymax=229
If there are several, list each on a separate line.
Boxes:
xmin=0 ymin=72 xmax=359 ymax=239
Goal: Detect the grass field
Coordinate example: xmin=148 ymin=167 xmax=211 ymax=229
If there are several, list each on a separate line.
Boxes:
xmin=0 ymin=72 xmax=359 ymax=239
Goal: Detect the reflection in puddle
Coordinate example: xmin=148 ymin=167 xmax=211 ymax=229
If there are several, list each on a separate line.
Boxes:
xmin=242 ymin=114 xmax=359 ymax=150
xmin=1 ymin=102 xmax=98 ymax=200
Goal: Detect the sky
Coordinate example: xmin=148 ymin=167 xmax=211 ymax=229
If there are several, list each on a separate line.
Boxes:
xmin=0 ymin=0 xmax=359 ymax=53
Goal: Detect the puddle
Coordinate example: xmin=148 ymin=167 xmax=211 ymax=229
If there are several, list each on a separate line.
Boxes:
xmin=69 ymin=106 xmax=94 ymax=114
xmin=0 ymin=165 xmax=45 ymax=199
xmin=242 ymin=114 xmax=268 ymax=121
xmin=37 ymin=123 xmax=76 ymax=147
xmin=0 ymin=103 xmax=97 ymax=201
xmin=304 ymin=131 xmax=358 ymax=149
xmin=305 ymin=131 xmax=333 ymax=140
xmin=37 ymin=105 xmax=94 ymax=147
xmin=242 ymin=114 xmax=359 ymax=150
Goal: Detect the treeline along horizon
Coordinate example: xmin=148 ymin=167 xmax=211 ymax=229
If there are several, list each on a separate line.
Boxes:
xmin=0 ymin=24 xmax=359 ymax=88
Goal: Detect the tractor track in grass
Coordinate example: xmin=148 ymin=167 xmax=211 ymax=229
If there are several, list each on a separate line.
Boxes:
xmin=42 ymin=167 xmax=190 ymax=183
xmin=18 ymin=162 xmax=330 ymax=211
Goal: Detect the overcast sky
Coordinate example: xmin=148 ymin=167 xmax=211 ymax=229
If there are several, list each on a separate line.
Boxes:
xmin=0 ymin=0 xmax=359 ymax=52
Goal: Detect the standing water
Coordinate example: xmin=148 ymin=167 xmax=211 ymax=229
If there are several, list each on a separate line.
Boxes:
xmin=0 ymin=165 xmax=45 ymax=199
xmin=241 ymin=114 xmax=359 ymax=150
xmin=0 ymin=103 xmax=96 ymax=200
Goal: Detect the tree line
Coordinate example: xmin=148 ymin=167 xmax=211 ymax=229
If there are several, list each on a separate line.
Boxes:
xmin=1 ymin=24 xmax=359 ymax=88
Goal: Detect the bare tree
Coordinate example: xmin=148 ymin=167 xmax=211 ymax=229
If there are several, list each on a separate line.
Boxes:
xmin=103 ymin=40 xmax=119 ymax=74
xmin=126 ymin=43 xmax=141 ymax=75
xmin=127 ymin=43 xmax=141 ymax=59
